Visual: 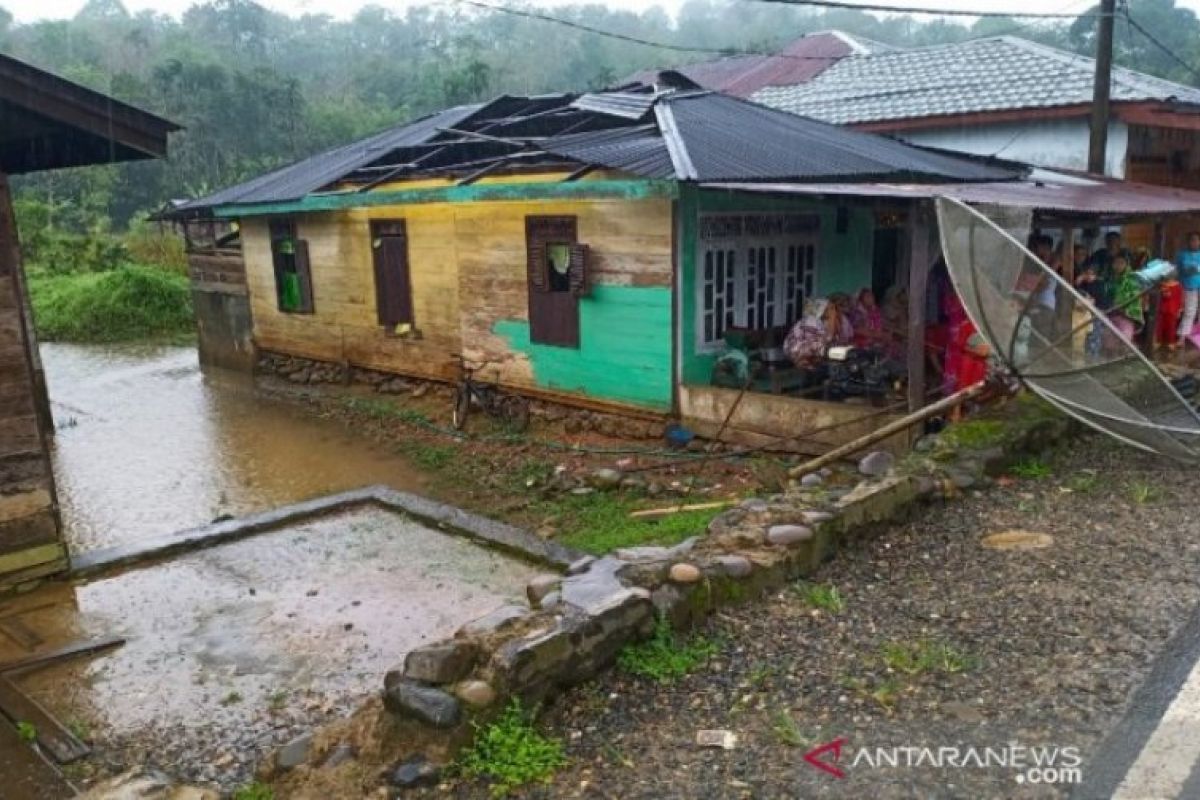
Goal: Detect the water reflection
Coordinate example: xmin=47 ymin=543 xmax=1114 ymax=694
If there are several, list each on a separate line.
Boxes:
xmin=43 ymin=343 xmax=430 ymax=553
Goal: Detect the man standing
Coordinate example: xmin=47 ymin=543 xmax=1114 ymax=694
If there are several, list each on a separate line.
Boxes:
xmin=1176 ymin=232 xmax=1200 ymax=343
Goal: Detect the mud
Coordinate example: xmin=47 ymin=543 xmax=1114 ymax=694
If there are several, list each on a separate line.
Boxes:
xmin=1 ymin=506 xmax=541 ymax=792
xmin=43 ymin=343 xmax=434 ymax=553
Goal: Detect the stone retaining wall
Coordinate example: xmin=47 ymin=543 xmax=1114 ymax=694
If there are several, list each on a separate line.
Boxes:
xmin=263 ymin=396 xmax=1079 ymax=791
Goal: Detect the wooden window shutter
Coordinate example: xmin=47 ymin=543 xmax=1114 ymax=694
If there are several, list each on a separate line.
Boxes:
xmin=568 ymin=243 xmax=589 ymax=297
xmin=526 ymin=219 xmax=549 ymax=293
xmin=294 ymin=239 xmax=315 ymax=314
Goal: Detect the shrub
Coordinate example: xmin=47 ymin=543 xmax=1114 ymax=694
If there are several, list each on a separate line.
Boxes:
xmin=28 ymin=264 xmax=193 ymax=342
xmin=617 ymin=615 xmax=720 ymax=683
xmin=459 ymin=700 xmax=566 ymax=797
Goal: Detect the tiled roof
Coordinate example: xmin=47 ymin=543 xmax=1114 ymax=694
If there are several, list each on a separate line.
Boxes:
xmin=751 ymin=36 xmax=1200 ymax=125
xmin=620 ymin=31 xmax=888 ymax=98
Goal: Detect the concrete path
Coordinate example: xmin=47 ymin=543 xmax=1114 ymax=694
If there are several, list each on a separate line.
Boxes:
xmin=1078 ymin=603 xmax=1200 ymax=799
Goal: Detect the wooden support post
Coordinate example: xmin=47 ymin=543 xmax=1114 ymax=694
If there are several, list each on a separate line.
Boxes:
xmin=1057 ymin=227 xmax=1076 ymax=337
xmin=906 ymin=202 xmax=931 ymax=413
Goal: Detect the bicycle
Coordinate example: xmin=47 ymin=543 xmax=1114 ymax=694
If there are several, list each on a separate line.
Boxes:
xmin=450 ymin=354 xmax=531 ymax=432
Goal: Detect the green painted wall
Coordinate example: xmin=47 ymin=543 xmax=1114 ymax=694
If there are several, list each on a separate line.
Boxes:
xmin=494 ymin=285 xmax=673 ymax=410
xmin=679 ymin=186 xmax=876 ymax=384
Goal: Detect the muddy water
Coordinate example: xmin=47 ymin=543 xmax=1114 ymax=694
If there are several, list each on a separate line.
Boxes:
xmin=43 ymin=343 xmax=432 ymax=553
xmin=2 ymin=507 xmax=540 ymax=791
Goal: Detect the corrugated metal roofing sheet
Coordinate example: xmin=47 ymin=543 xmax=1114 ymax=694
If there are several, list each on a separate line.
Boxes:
xmin=751 ymin=36 xmax=1200 ymax=126
xmin=662 ymin=92 xmax=1016 ymax=182
xmin=172 ymin=103 xmax=482 ymax=214
xmin=706 ymin=175 xmax=1200 ymax=218
xmin=570 ymin=91 xmax=661 ymax=120
xmin=540 ymin=126 xmax=675 ymax=179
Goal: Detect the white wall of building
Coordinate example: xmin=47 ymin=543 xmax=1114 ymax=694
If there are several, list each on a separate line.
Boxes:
xmin=896 ymin=117 xmax=1129 ymax=178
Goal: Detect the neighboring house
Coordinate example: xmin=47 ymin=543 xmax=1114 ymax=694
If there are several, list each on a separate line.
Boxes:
xmin=620 ymin=31 xmax=888 ymax=97
xmin=0 ymin=53 xmax=177 ymax=588
xmin=750 ymin=35 xmax=1200 ymax=248
xmin=170 ymin=89 xmax=1016 ymax=448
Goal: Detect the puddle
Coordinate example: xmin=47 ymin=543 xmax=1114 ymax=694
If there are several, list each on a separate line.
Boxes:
xmin=42 ymin=343 xmax=432 ymax=553
xmin=1 ymin=506 xmax=541 ymax=789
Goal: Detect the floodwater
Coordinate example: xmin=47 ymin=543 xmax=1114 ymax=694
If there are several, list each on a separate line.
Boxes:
xmin=2 ymin=507 xmax=540 ymax=791
xmin=43 ymin=342 xmax=432 ymax=553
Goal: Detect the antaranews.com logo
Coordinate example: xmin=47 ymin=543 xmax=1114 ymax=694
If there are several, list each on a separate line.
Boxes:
xmin=803 ymin=737 xmax=1083 ymax=787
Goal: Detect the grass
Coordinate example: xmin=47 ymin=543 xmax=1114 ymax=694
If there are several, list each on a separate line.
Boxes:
xmin=1009 ymin=457 xmax=1053 ymax=480
xmin=402 ymin=440 xmax=456 ymax=469
xmin=458 ymin=700 xmax=566 ymax=798
xmin=539 ymin=491 xmax=721 ymax=555
xmin=770 ymin=710 xmax=808 ymax=747
xmin=617 ymin=615 xmax=720 ymax=684
xmin=1128 ymin=480 xmax=1163 ymax=505
xmin=28 ymin=263 xmax=193 ymax=343
xmin=1066 ymin=470 xmax=1099 ymax=493
xmin=341 ymin=396 xmax=432 ymax=427
xmin=794 ymin=581 xmax=845 ymax=613
xmin=232 ymin=783 xmax=274 ymax=800
xmin=219 ymin=690 xmax=243 ymax=706
xmin=940 ymin=419 xmax=1006 ymax=449
xmin=16 ymin=720 xmax=36 ymax=743
xmin=880 ymin=640 xmax=977 ymax=676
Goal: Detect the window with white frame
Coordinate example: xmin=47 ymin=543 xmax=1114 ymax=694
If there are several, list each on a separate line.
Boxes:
xmin=697 ymin=213 xmax=819 ymax=349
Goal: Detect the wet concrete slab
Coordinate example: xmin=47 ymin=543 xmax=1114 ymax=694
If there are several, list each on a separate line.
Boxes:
xmin=0 ymin=506 xmax=541 ymax=790
xmin=42 ymin=343 xmax=435 ymax=554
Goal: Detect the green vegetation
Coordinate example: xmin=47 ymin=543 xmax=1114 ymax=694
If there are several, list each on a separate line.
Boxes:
xmin=881 ymin=640 xmax=977 ymax=676
xmin=1009 ymin=457 xmax=1053 ymax=480
xmin=28 ymin=264 xmax=193 ymax=343
xmin=15 ymin=720 xmax=37 ymax=743
xmin=458 ymin=700 xmax=566 ymax=798
xmin=770 ymin=710 xmax=808 ymax=747
xmin=940 ymin=419 xmax=1006 ymax=450
xmin=403 ymin=441 xmax=456 ymax=469
xmin=219 ymin=690 xmax=244 ymax=706
xmin=795 ymin=581 xmax=845 ymax=613
xmin=232 ymin=783 xmax=274 ymax=800
xmin=617 ymin=615 xmax=720 ymax=684
xmin=1129 ymin=480 xmax=1163 ymax=505
xmin=540 ymin=492 xmax=721 ymax=555
xmin=1066 ymin=470 xmax=1100 ymax=493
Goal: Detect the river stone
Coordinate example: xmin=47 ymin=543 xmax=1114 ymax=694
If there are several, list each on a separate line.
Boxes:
xmin=800 ymin=473 xmax=824 ymax=488
xmin=801 ymin=510 xmax=834 ymax=525
xmin=457 ymin=604 xmax=527 ymax=637
xmin=455 ymin=679 xmax=497 ymax=708
xmin=320 ymin=742 xmax=356 ymax=769
xmin=404 ymin=641 xmax=479 ymax=685
xmin=668 ymin=563 xmax=702 ymax=583
xmin=560 ymin=556 xmax=629 ymax=612
xmin=615 ymin=545 xmax=672 ymax=563
xmin=588 ymin=468 xmax=623 ymax=490
xmin=388 ymin=755 xmax=440 ymax=789
xmin=740 ymin=498 xmax=770 ymax=514
xmin=526 ymin=573 xmax=563 ymax=605
xmin=384 ymin=680 xmax=462 ymax=728
xmin=858 ymin=450 xmax=895 ymax=477
xmin=537 ymin=590 xmax=561 ymax=610
xmin=277 ymin=732 xmax=313 ymax=770
xmin=714 ymin=555 xmax=752 ymax=578
xmin=767 ymin=524 xmax=813 ymax=546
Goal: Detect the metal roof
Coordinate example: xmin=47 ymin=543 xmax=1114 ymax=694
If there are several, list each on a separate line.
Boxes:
xmin=751 ymin=36 xmax=1200 ymax=126
xmin=173 ymin=87 xmax=1024 ymax=217
xmin=706 ymin=171 xmax=1200 ymax=221
xmin=0 ymin=52 xmax=178 ymax=174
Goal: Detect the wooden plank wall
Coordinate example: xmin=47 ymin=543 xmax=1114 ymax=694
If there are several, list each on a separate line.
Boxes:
xmin=243 ymin=191 xmax=674 ymax=406
xmin=0 ymin=172 xmax=65 ymax=587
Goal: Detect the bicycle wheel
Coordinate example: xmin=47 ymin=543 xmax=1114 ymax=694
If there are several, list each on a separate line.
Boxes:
xmin=452 ymin=386 xmax=471 ymax=430
xmin=500 ymin=394 xmax=530 ymax=432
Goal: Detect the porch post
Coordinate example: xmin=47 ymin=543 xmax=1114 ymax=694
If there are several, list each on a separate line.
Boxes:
xmin=1057 ymin=226 xmax=1076 ymax=337
xmin=906 ymin=201 xmax=931 ymax=412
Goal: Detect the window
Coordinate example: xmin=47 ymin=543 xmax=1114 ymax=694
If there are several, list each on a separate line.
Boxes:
xmin=370 ymin=220 xmax=413 ymax=330
xmin=697 ymin=213 xmax=819 ymax=348
xmin=269 ymin=218 xmax=313 ymax=314
xmin=526 ymin=216 xmax=588 ymax=348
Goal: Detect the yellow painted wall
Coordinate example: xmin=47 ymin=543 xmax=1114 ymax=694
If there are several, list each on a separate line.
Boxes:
xmin=243 ymin=178 xmax=674 ymax=399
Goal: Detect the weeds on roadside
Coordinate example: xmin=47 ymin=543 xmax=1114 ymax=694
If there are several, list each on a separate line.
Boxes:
xmin=770 ymin=710 xmax=809 ymax=747
xmin=232 ymin=783 xmax=274 ymax=800
xmin=1066 ymin=470 xmax=1099 ymax=493
xmin=881 ymin=640 xmax=977 ymax=676
xmin=219 ymin=690 xmax=243 ymax=706
xmin=1128 ymin=480 xmax=1163 ymax=505
xmin=458 ymin=700 xmax=566 ymax=798
xmin=940 ymin=419 xmax=1006 ymax=449
xmin=403 ymin=441 xmax=455 ymax=469
xmin=537 ymin=492 xmax=720 ymax=555
xmin=617 ymin=615 xmax=720 ymax=684
xmin=1009 ymin=457 xmax=1052 ymax=480
xmin=16 ymin=720 xmax=36 ymax=743
xmin=795 ymin=582 xmax=845 ymax=613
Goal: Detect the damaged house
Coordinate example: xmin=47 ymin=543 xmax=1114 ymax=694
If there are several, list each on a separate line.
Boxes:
xmin=169 ymin=89 xmax=1027 ymax=450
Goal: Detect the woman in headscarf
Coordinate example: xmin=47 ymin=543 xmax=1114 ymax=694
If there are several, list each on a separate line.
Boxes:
xmin=850 ymin=287 xmax=884 ymax=348
xmin=785 ymin=297 xmax=854 ymax=367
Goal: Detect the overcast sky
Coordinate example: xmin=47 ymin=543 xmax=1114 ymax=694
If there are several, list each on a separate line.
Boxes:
xmin=11 ymin=0 xmax=1200 ymax=24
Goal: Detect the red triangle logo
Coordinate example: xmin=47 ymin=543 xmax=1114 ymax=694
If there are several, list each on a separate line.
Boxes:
xmin=804 ymin=737 xmax=848 ymax=779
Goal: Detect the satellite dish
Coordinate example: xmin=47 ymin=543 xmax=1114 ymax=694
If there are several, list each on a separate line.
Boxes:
xmin=934 ymin=196 xmax=1200 ymax=463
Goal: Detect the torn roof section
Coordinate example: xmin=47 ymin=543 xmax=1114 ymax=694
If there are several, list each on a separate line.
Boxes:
xmin=170 ymin=88 xmax=1021 ymax=218
xmin=0 ymin=52 xmax=179 ymax=175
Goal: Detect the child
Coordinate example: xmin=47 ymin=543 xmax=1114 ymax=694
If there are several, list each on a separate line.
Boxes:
xmin=1176 ymin=232 xmax=1200 ymax=341
xmin=1158 ymin=271 xmax=1184 ymax=350
xmin=1106 ymin=253 xmax=1144 ymax=352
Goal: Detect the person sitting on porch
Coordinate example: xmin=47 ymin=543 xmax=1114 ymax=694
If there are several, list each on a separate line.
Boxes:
xmin=784 ymin=297 xmax=854 ymax=366
xmin=1105 ymin=253 xmax=1145 ymax=352
xmin=850 ymin=288 xmax=885 ymax=349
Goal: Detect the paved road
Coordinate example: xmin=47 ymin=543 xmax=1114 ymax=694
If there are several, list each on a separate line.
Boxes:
xmin=1078 ymin=603 xmax=1200 ymax=799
